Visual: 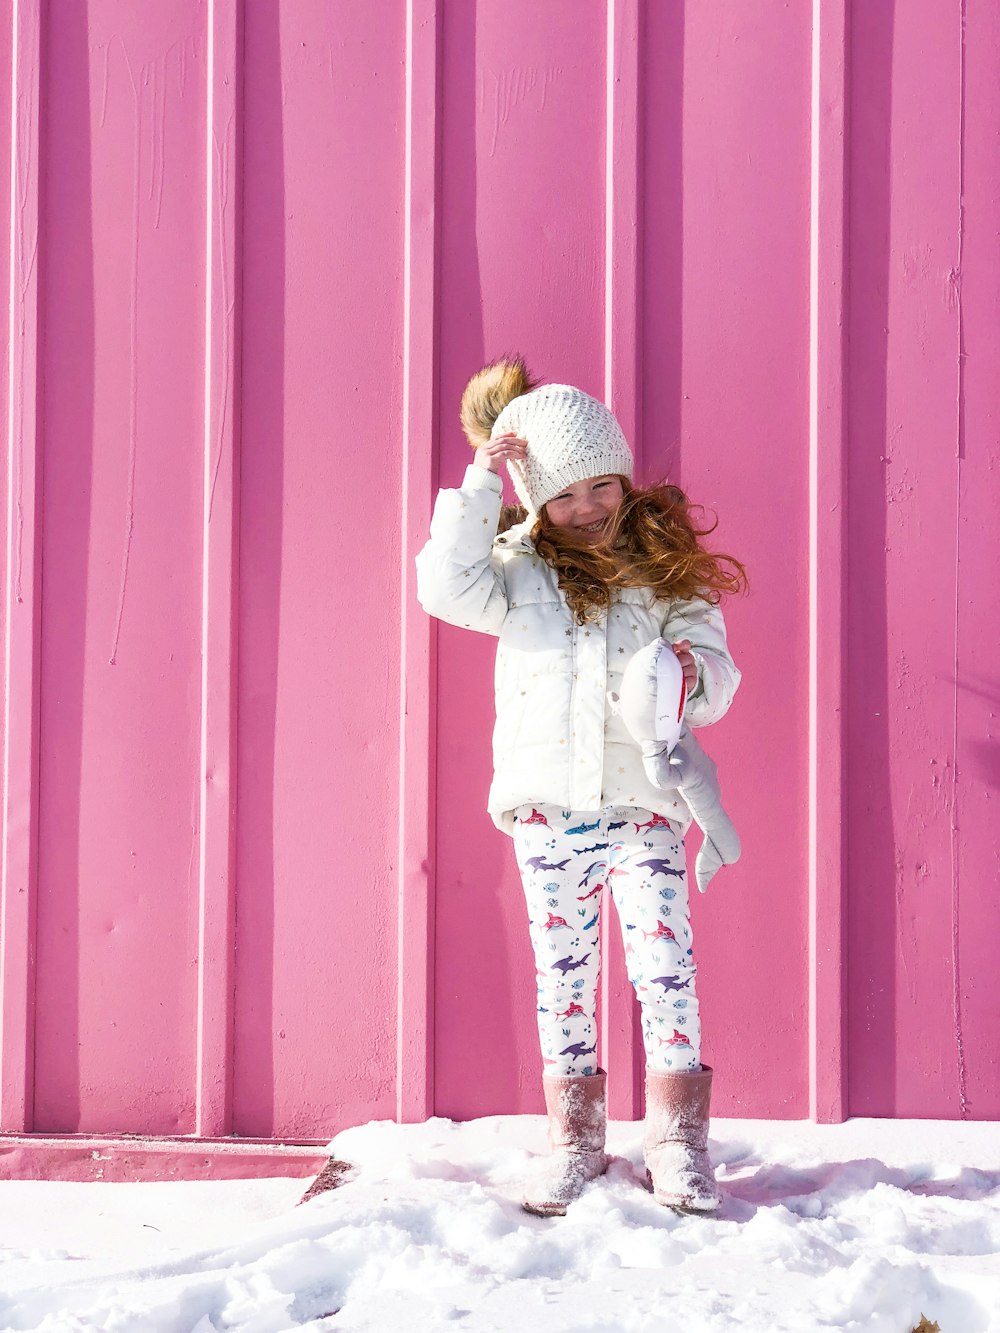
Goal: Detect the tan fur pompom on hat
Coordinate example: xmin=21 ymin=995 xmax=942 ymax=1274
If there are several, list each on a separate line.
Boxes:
xmin=459 ymin=355 xmax=538 ymax=448
xmin=460 ymin=355 xmax=634 ymax=515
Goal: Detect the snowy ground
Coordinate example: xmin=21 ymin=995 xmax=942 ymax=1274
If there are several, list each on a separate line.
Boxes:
xmin=0 ymin=1116 xmax=998 ymax=1332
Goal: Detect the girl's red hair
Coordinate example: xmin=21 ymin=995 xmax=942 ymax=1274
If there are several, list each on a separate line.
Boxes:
xmin=502 ymin=478 xmax=747 ymax=624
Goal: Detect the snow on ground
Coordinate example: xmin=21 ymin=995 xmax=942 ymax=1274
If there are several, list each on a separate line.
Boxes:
xmin=0 ymin=1115 xmax=998 ymax=1333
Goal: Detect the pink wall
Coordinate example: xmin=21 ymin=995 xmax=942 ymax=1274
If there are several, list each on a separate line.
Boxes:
xmin=1 ymin=0 xmax=997 ymax=1142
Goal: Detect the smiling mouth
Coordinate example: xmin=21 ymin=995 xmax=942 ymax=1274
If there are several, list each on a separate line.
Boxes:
xmin=577 ymin=518 xmax=607 ymax=533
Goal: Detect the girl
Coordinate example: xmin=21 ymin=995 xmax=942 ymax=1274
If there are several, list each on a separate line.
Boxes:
xmin=415 ymin=357 xmax=746 ymax=1217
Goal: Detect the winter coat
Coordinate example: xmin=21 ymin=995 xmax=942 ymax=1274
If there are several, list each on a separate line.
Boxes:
xmin=415 ymin=465 xmax=741 ymax=836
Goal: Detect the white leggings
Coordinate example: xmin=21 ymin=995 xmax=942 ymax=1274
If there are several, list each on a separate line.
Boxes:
xmin=512 ymin=802 xmax=701 ymax=1077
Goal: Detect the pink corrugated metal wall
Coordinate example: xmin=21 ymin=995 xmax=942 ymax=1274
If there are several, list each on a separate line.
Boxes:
xmin=0 ymin=1 xmax=996 ymax=1142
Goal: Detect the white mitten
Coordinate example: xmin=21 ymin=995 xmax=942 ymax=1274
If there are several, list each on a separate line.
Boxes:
xmin=614 ymin=639 xmax=741 ymax=892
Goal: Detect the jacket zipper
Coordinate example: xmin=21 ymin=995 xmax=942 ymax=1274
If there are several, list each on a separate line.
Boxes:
xmin=567 ymin=619 xmax=577 ymax=807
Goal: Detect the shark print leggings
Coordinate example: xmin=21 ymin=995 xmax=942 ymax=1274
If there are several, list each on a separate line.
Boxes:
xmin=512 ymin=802 xmax=701 ymax=1078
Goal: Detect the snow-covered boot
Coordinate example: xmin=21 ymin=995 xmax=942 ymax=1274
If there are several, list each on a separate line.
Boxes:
xmin=643 ymin=1064 xmax=721 ymax=1213
xmin=521 ymin=1069 xmax=610 ymax=1217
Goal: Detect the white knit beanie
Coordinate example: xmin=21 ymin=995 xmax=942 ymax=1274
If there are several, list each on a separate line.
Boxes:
xmin=491 ymin=384 xmax=634 ymax=515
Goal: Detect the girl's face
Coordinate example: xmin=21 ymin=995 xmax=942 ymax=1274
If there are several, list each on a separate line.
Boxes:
xmin=543 ymin=474 xmax=625 ymax=543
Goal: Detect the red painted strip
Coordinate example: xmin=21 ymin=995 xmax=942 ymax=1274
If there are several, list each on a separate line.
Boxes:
xmin=197 ymin=0 xmax=243 ymax=1137
xmin=808 ymin=0 xmax=848 ymax=1124
xmin=0 ymin=1135 xmax=330 ymax=1182
xmin=397 ymin=0 xmax=440 ymax=1124
xmin=603 ymin=0 xmax=644 ymax=1120
xmin=1 ymin=0 xmax=42 ymax=1133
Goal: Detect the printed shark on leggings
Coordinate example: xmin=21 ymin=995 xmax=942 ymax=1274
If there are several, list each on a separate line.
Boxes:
xmin=658 ymin=1028 xmax=693 ymax=1048
xmin=642 ymin=920 xmax=680 ymax=945
xmin=552 ymin=953 xmax=592 ymax=974
xmin=577 ymin=861 xmax=604 ymax=887
xmin=606 ymin=864 xmax=640 ymax=883
xmin=650 ymin=973 xmax=692 ymax=992
xmin=634 ymin=813 xmax=673 ymax=835
xmin=524 ymin=855 xmax=572 ymax=873
xmin=559 ymin=1041 xmax=597 ymax=1058
xmin=566 ymin=818 xmax=601 ymax=836
xmin=519 ymin=808 xmax=550 ymax=826
xmin=542 ymin=913 xmax=571 ymax=931
xmin=635 ymin=858 xmax=685 ymax=879
xmin=555 ymin=1001 xmax=586 ymax=1020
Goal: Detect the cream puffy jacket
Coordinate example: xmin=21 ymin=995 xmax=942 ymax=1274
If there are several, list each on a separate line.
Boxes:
xmin=415 ymin=465 xmax=741 ymax=836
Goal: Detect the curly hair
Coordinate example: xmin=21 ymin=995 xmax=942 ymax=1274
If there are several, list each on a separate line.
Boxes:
xmin=521 ymin=478 xmax=747 ymax=624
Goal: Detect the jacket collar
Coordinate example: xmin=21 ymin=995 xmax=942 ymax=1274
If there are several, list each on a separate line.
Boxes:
xmin=493 ymin=519 xmax=536 ymax=552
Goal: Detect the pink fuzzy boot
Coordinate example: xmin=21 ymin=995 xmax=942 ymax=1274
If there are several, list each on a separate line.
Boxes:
xmin=644 ymin=1064 xmax=721 ymax=1213
xmin=521 ymin=1069 xmax=610 ymax=1217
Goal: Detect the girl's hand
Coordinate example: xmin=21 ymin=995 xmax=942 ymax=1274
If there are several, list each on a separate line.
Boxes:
xmin=473 ymin=432 xmax=528 ymax=473
xmin=671 ymin=639 xmax=699 ymax=695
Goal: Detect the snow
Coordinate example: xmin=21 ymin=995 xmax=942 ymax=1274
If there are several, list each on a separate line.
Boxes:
xmin=1 ymin=1115 xmax=998 ymax=1332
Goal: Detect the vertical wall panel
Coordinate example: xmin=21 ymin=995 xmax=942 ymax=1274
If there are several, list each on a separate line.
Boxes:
xmin=602 ymin=0 xmax=645 ymax=1122
xmin=235 ymin=0 xmax=405 ymax=1137
xmin=34 ymin=4 xmax=206 ymax=1133
xmin=954 ymin=0 xmax=1000 ymax=1117
xmin=434 ymin=0 xmax=609 ymax=1120
xmin=1 ymin=0 xmax=41 ymax=1131
xmin=0 ymin=19 xmax=9 ymax=957
xmin=645 ymin=2 xmax=813 ymax=1117
xmin=847 ymin=0 xmax=913 ymax=1117
xmin=0 ymin=15 xmax=9 ymax=833
xmin=396 ymin=0 xmax=441 ymax=1125
xmin=845 ymin=0 xmax=997 ymax=1117
xmin=808 ymin=0 xmax=849 ymax=1124
xmin=196 ymin=0 xmax=242 ymax=1138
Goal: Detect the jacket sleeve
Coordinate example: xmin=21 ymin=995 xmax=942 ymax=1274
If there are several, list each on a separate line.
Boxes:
xmin=414 ymin=464 xmax=510 ymax=636
xmin=660 ymin=595 xmax=741 ymax=727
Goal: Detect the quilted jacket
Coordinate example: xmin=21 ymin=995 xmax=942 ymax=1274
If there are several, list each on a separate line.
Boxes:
xmin=415 ymin=465 xmax=741 ymax=836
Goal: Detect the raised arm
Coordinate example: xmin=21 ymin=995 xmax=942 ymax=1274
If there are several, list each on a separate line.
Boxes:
xmin=415 ymin=433 xmax=528 ymax=636
xmin=414 ymin=465 xmax=511 ymax=635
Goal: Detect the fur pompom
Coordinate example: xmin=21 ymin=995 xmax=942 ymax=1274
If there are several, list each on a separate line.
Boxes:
xmin=460 ymin=355 xmax=538 ymax=448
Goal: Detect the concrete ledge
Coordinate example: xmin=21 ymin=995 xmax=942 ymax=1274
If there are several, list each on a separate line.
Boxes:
xmin=0 ymin=1134 xmax=333 ymax=1182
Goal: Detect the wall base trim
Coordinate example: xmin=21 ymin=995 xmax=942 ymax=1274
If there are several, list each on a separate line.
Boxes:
xmin=0 ymin=1134 xmax=332 ymax=1182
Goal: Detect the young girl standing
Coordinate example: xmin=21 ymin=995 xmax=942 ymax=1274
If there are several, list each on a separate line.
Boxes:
xmin=416 ymin=357 xmax=745 ymax=1217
